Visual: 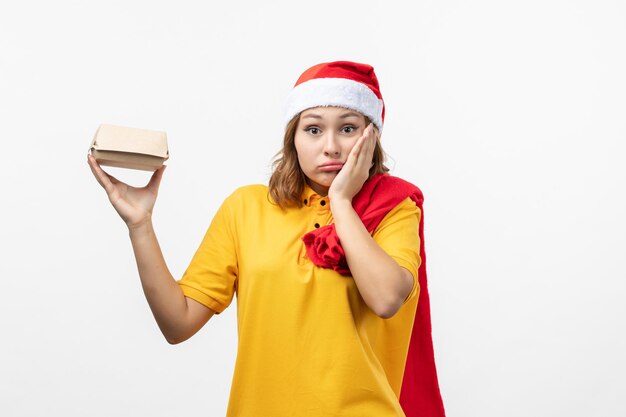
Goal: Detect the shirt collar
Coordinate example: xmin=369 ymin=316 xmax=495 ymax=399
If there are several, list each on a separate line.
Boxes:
xmin=301 ymin=184 xmax=330 ymax=208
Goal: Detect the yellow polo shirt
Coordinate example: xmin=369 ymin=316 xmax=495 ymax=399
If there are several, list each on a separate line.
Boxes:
xmin=178 ymin=183 xmax=421 ymax=416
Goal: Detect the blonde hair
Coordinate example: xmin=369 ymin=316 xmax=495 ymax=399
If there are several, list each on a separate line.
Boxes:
xmin=268 ymin=112 xmax=389 ymax=209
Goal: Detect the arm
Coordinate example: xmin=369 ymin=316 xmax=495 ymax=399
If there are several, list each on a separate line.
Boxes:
xmin=87 ymin=155 xmax=214 ymax=344
xmin=331 ymin=200 xmax=414 ymax=318
xmin=328 ymin=124 xmax=413 ymax=318
xmin=128 ymin=220 xmax=215 ymax=344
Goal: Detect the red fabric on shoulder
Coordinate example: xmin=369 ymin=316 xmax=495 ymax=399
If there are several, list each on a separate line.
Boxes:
xmin=302 ymin=174 xmax=446 ymax=417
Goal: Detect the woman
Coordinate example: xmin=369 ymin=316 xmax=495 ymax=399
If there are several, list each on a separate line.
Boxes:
xmin=88 ymin=61 xmax=445 ymax=417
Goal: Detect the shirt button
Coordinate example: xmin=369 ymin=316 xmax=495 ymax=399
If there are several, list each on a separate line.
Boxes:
xmin=314 ymin=223 xmax=320 ymax=228
xmin=320 ymin=200 xmax=326 ymax=206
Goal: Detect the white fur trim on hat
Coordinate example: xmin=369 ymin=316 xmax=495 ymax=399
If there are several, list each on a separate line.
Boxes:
xmin=283 ymin=78 xmax=384 ymax=130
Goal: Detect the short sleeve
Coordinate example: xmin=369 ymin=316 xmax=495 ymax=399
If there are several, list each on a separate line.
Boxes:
xmin=177 ymin=194 xmax=239 ymax=314
xmin=371 ymin=197 xmax=421 ymax=304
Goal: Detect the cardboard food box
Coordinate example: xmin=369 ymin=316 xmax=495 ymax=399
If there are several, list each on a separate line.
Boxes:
xmin=90 ymin=124 xmax=169 ymax=171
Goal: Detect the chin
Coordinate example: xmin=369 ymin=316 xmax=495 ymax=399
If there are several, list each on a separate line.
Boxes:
xmin=305 ymin=176 xmax=332 ymax=194
xmin=317 ymin=178 xmax=334 ymax=188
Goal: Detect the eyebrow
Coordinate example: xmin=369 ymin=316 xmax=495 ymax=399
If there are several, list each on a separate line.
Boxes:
xmin=301 ymin=111 xmax=362 ymax=120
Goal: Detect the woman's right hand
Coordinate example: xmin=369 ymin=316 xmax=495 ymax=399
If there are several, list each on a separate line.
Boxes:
xmin=87 ymin=154 xmax=166 ymax=229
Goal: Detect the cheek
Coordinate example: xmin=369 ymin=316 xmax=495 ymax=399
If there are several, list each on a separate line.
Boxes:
xmin=344 ymin=138 xmax=360 ymax=155
xmin=293 ymin=137 xmax=311 ymax=168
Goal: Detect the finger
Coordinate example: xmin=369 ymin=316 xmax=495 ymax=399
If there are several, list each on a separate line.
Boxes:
xmin=353 ymin=127 xmax=376 ymax=172
xmin=354 ymin=141 xmax=372 ymax=173
xmin=87 ymin=154 xmax=104 ymax=188
xmin=364 ymin=124 xmax=376 ymax=155
xmin=373 ymin=125 xmax=381 ymax=142
xmin=87 ymin=155 xmax=119 ymax=194
xmin=356 ymin=124 xmax=374 ymax=154
xmin=356 ymin=124 xmax=374 ymax=155
xmin=347 ymin=135 xmax=366 ymax=165
xmin=344 ymin=123 xmax=374 ymax=170
xmin=361 ymin=124 xmax=372 ymax=149
xmin=147 ymin=164 xmax=166 ymax=192
xmin=87 ymin=154 xmax=113 ymax=190
xmin=360 ymin=124 xmax=375 ymax=156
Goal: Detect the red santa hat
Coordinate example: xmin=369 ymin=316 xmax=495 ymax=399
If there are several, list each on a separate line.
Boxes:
xmin=284 ymin=61 xmax=385 ymax=131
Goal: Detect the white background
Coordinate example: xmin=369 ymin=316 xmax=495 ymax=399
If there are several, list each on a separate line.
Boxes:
xmin=1 ymin=1 xmax=625 ymax=416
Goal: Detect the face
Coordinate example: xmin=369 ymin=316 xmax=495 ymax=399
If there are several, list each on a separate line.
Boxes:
xmin=294 ymin=106 xmax=368 ymax=196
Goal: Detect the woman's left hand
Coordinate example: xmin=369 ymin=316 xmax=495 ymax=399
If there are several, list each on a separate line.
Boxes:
xmin=328 ymin=123 xmax=378 ymax=203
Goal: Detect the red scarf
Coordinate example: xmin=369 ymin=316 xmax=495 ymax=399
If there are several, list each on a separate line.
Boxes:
xmin=302 ymin=173 xmax=446 ymax=417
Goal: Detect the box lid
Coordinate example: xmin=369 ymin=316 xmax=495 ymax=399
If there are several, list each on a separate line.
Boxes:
xmin=90 ymin=124 xmax=169 ymax=159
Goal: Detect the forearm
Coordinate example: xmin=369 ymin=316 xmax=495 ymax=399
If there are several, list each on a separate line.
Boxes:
xmin=128 ymin=219 xmax=190 ymax=343
xmin=331 ymin=199 xmax=412 ymax=318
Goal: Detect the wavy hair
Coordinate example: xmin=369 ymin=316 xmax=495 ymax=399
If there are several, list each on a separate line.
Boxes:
xmin=268 ymin=112 xmax=389 ymax=209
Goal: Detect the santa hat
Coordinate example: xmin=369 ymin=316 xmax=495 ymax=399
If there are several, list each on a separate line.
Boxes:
xmin=283 ymin=61 xmax=385 ymax=131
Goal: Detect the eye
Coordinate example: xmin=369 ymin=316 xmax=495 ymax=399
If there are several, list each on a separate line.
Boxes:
xmin=305 ymin=126 xmax=321 ymax=135
xmin=341 ymin=125 xmax=357 ymax=134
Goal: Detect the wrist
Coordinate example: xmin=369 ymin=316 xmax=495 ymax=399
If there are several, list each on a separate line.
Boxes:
xmin=127 ymin=217 xmax=154 ymax=236
xmin=330 ymin=197 xmax=354 ymax=214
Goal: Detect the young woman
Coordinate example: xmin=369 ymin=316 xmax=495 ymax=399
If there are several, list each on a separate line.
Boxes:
xmin=88 ymin=61 xmax=445 ymax=417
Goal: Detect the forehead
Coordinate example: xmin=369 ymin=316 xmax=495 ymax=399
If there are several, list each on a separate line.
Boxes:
xmin=300 ymin=106 xmax=365 ymax=120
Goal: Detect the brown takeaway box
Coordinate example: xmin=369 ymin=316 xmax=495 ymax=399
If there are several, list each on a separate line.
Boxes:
xmin=90 ymin=124 xmax=169 ymax=171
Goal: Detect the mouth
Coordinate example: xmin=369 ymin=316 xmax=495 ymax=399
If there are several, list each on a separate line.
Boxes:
xmin=319 ymin=162 xmax=344 ymax=172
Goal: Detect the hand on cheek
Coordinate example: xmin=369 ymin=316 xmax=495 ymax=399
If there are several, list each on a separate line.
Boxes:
xmin=328 ymin=123 xmax=378 ymax=203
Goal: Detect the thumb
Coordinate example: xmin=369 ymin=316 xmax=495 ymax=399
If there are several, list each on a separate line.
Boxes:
xmin=147 ymin=164 xmax=166 ymax=191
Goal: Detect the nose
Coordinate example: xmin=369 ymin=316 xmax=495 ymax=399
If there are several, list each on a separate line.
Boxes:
xmin=323 ymin=132 xmax=340 ymax=157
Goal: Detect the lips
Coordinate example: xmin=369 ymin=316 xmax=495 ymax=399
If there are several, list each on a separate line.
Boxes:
xmin=319 ymin=162 xmax=344 ymax=172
